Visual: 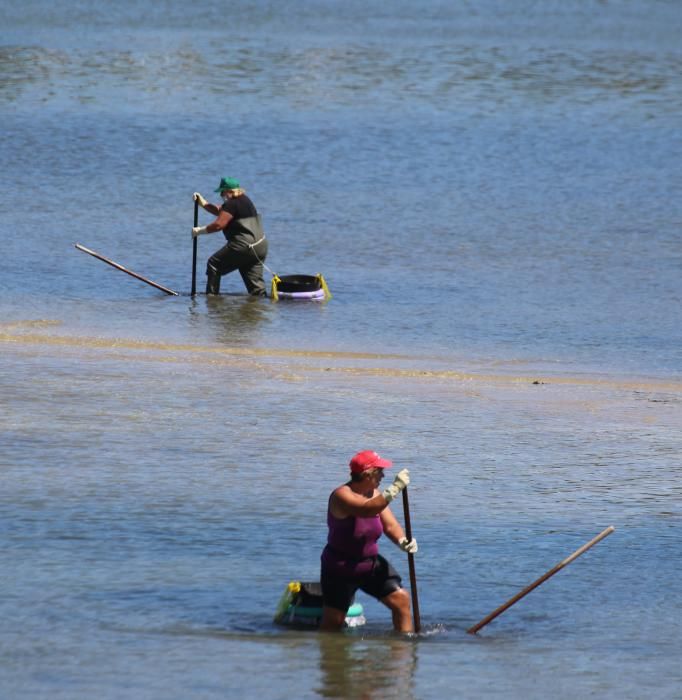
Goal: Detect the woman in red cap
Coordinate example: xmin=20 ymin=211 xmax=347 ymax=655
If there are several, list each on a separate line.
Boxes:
xmin=320 ymin=450 xmax=418 ymax=633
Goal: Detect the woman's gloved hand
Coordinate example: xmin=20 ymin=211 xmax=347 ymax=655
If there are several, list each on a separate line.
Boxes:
xmin=193 ymin=192 xmax=208 ymax=208
xmin=399 ymin=537 xmax=418 ymax=554
xmin=382 ymin=468 xmax=410 ymax=503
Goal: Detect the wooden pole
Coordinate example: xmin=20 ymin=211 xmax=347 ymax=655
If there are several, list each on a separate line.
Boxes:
xmin=467 ymin=525 xmax=615 ymax=635
xmin=191 ymin=200 xmax=198 ymax=296
xmin=74 ymin=244 xmax=179 ymax=296
xmin=402 ymin=488 xmax=421 ymax=633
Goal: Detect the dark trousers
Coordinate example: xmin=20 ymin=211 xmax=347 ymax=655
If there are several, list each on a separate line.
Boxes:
xmin=206 ymin=238 xmax=268 ymax=296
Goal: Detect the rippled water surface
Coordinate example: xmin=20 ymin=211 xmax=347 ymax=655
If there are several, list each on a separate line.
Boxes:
xmin=1 ymin=1 xmax=681 ymax=698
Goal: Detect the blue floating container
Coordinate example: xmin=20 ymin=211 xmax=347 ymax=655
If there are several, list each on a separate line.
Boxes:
xmin=274 ymin=581 xmax=365 ymax=629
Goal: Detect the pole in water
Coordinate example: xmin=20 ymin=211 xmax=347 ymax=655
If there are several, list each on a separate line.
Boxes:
xmin=467 ymin=525 xmax=615 ymax=635
xmin=74 ymin=244 xmax=179 ymax=296
xmin=191 ymin=199 xmax=198 ymax=296
xmin=402 ymin=488 xmax=421 ymax=633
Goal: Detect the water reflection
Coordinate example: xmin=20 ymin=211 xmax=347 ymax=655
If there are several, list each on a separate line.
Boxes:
xmin=189 ymin=294 xmax=271 ymax=346
xmin=315 ymin=634 xmax=417 ymax=700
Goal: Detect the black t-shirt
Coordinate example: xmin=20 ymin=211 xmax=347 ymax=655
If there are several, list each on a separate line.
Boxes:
xmin=221 ymin=194 xmax=258 ymax=220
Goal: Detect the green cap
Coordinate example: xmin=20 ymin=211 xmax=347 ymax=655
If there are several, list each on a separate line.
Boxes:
xmin=214 ymin=177 xmax=240 ymax=192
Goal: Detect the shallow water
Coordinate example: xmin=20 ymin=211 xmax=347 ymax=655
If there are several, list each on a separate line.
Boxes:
xmin=2 ymin=1 xmax=682 ymax=698
xmin=2 ymin=334 xmax=681 ymax=698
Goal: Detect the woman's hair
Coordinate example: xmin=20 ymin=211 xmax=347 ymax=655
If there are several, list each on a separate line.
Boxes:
xmin=350 ymin=467 xmax=383 ymax=483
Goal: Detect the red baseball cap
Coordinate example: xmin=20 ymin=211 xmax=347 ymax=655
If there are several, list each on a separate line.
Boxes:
xmin=349 ymin=450 xmax=393 ymax=473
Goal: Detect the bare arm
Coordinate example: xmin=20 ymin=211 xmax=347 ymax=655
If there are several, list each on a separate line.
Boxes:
xmin=330 ymin=485 xmax=390 ymax=519
xmin=204 ymin=209 xmax=232 ymax=233
xmin=202 ymin=202 xmax=221 ymax=216
xmin=380 ymin=506 xmax=406 ymax=546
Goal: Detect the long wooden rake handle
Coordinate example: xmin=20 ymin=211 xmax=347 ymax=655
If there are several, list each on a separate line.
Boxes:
xmin=402 ymin=488 xmax=421 ymax=633
xmin=467 ymin=525 xmax=615 ymax=635
xmin=75 ymin=243 xmax=178 ymax=296
xmin=191 ymin=200 xmax=198 ymax=296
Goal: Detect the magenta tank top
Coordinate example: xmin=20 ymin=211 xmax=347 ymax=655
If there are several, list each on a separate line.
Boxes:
xmin=321 ymin=495 xmax=384 ymax=576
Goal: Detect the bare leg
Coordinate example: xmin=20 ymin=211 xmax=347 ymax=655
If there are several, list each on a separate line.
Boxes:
xmin=381 ymin=588 xmax=413 ymax=633
xmin=320 ymin=605 xmax=347 ymax=632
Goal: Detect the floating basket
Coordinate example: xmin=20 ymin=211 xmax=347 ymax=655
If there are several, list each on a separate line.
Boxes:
xmin=271 ymin=274 xmax=331 ymax=301
xmin=273 ymin=581 xmax=365 ymax=629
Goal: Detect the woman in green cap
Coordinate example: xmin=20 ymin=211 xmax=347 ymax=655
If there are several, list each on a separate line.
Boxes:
xmin=192 ymin=177 xmax=269 ymax=296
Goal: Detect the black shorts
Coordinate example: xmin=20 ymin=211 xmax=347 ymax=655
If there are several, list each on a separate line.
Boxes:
xmin=321 ymin=554 xmax=402 ymax=612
